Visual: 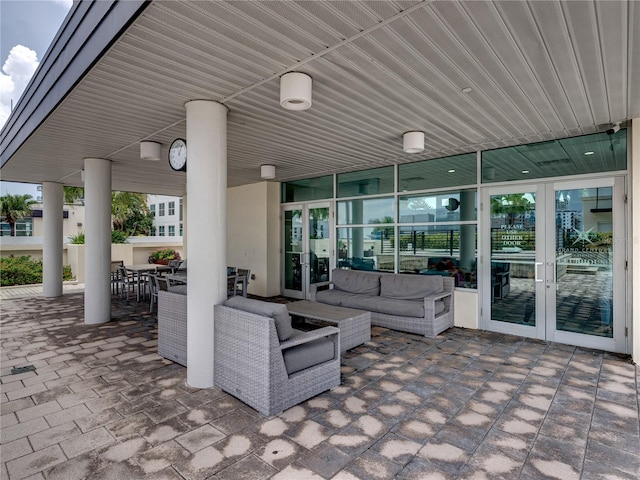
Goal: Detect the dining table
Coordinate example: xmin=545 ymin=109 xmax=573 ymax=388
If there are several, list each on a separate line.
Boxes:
xmin=125 ymin=264 xmax=172 ymax=302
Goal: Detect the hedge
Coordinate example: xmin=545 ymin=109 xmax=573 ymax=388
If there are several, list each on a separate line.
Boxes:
xmin=0 ymin=255 xmax=74 ymax=287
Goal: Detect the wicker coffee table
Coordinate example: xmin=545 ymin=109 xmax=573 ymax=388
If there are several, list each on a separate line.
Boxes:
xmin=287 ymin=300 xmax=371 ymax=353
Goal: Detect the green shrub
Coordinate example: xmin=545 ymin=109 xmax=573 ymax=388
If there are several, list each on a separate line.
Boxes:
xmin=69 ymin=232 xmax=85 ymax=244
xmin=148 ymin=249 xmax=181 ymax=263
xmin=0 ymin=255 xmax=74 ymax=286
xmin=68 ymin=230 xmax=128 ymax=244
xmin=111 ymin=230 xmax=128 ymax=244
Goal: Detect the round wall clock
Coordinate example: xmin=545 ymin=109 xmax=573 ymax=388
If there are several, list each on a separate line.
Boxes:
xmin=168 ymin=138 xmax=187 ymax=171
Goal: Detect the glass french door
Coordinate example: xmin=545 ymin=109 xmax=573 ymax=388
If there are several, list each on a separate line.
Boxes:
xmin=482 ymin=177 xmax=626 ymax=353
xmin=282 ymin=203 xmax=332 ymax=299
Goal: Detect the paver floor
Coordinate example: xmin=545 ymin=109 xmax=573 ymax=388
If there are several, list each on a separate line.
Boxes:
xmin=1 ymin=290 xmax=638 ymax=479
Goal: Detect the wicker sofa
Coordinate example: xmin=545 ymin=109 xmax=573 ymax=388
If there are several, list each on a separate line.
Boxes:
xmin=214 ymin=296 xmax=341 ymax=417
xmin=310 ymin=269 xmax=454 ymax=337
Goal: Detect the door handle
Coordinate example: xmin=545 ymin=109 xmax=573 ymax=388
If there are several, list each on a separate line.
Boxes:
xmin=547 ymin=262 xmax=555 ymax=283
xmin=534 ymin=262 xmax=544 ymax=283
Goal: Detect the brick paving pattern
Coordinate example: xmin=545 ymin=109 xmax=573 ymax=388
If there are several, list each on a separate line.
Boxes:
xmin=1 ymin=290 xmax=638 ymax=479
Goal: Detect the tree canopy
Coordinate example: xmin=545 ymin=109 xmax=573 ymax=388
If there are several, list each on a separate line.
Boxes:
xmin=111 ymin=191 xmax=153 ymax=236
xmin=0 ymin=194 xmax=37 ymax=236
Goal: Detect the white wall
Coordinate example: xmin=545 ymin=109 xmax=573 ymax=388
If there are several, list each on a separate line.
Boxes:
xmin=454 ymin=289 xmax=478 ymax=329
xmin=148 ymin=194 xmax=182 ymax=237
xmin=227 ymin=182 xmax=281 ymax=297
xmin=28 ymin=204 xmax=85 ymax=238
xmin=631 ymin=118 xmax=639 ymax=364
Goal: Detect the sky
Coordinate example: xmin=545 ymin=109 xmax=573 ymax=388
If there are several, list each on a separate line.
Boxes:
xmin=0 ymin=0 xmax=72 ymax=196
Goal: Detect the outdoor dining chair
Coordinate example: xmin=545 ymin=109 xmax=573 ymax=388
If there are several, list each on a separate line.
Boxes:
xmin=116 ymin=266 xmax=136 ymax=302
xmin=148 ymin=273 xmax=170 ymax=313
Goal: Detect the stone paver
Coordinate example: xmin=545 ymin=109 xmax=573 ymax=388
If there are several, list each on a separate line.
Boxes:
xmin=1 ymin=289 xmax=638 ymax=480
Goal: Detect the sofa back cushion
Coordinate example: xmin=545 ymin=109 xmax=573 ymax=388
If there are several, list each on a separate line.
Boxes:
xmin=224 ymin=296 xmax=294 ymax=341
xmin=380 ymin=274 xmax=443 ymax=300
xmin=332 ymin=269 xmax=380 ymax=296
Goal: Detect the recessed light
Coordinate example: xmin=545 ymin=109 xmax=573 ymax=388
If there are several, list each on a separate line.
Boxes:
xmin=522 ymin=170 xmax=530 ymax=174
xmin=584 ymin=151 xmax=595 ymax=155
xmin=462 ymin=87 xmax=472 ymax=93
xmin=448 ymin=169 xmax=456 ymax=173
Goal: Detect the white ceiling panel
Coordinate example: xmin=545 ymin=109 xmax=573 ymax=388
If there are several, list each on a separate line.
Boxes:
xmin=1 ymin=0 xmax=637 ymax=195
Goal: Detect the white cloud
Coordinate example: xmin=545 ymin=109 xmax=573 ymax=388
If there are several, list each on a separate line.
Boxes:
xmin=0 ymin=45 xmax=40 ymax=128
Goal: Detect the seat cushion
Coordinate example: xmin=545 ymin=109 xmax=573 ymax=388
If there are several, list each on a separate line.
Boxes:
xmin=380 ymin=274 xmax=443 ymax=300
xmin=224 ymin=296 xmax=294 ymax=341
xmin=315 ymin=289 xmax=362 ymax=307
xmin=332 ymin=269 xmax=380 ymax=295
xmin=282 ymin=337 xmax=335 ymax=375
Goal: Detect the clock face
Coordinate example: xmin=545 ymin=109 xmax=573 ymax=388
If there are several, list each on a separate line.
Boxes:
xmin=168 ymin=138 xmax=187 ymax=171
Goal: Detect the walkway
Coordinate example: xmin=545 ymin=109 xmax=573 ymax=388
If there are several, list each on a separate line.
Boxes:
xmin=0 ymin=283 xmax=85 ymax=301
xmin=1 ymin=291 xmax=638 ymax=479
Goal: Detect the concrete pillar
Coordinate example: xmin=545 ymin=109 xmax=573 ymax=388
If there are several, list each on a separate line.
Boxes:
xmin=84 ymin=158 xmax=112 ymax=325
xmin=42 ymin=182 xmax=63 ymax=297
xmin=459 ymin=190 xmax=476 ymax=273
xmin=185 ymin=100 xmax=228 ymax=388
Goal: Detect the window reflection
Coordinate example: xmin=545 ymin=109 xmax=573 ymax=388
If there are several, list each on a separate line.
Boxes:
xmin=398 ymin=225 xmax=477 ymax=288
xmin=337 ymin=197 xmax=394 ymax=225
xmin=399 ymin=189 xmax=476 ymax=223
xmin=337 ymin=226 xmax=395 ymax=272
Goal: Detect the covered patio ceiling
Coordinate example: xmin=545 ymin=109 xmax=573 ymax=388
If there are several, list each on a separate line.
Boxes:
xmin=1 ymin=0 xmax=638 ymax=196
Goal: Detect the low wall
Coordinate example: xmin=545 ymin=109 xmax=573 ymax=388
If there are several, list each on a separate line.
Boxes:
xmin=1 ymin=241 xmax=183 ymax=283
xmin=0 ymin=243 xmax=69 ymax=264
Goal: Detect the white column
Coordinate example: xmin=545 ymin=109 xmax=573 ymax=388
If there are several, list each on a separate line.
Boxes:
xmin=185 ymin=100 xmax=228 ymax=388
xmin=84 ymin=158 xmax=112 ymax=325
xmin=42 ymin=182 xmax=63 ymax=297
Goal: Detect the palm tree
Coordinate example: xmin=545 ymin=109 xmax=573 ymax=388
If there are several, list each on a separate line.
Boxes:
xmin=111 ymin=191 xmax=151 ymax=235
xmin=0 ymin=194 xmax=37 ymax=236
xmin=63 ymin=186 xmax=84 ymax=204
xmin=491 ymin=194 xmax=534 ymax=226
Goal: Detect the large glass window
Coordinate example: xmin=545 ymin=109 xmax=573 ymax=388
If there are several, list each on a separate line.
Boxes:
xmin=399 ymin=189 xmax=477 ymax=223
xmin=168 ymin=225 xmax=175 ymax=236
xmin=282 ymin=175 xmax=333 ymax=203
xmin=337 ymin=197 xmax=394 ymax=225
xmin=158 ymin=203 xmax=165 ymax=216
xmin=482 ymin=130 xmax=627 ymax=183
xmin=398 ymin=225 xmax=477 ymax=288
xmin=337 ymin=166 xmax=394 ymax=198
xmin=159 ymin=226 xmax=165 ymax=236
xmin=168 ymin=201 xmax=175 ymax=216
xmin=337 ymin=226 xmax=395 ymax=272
xmin=398 ymin=152 xmax=476 ymax=191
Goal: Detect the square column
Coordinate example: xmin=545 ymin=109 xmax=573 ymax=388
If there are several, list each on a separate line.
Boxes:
xmin=185 ymin=100 xmax=228 ymax=388
xmin=84 ymin=158 xmax=112 ymax=324
xmin=42 ymin=182 xmax=64 ymax=297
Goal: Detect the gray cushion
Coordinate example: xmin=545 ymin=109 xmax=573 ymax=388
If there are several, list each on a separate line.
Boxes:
xmin=380 ymin=274 xmax=443 ymax=300
xmin=315 ymin=289 xmax=363 ymax=307
xmin=332 ymin=269 xmax=380 ymax=295
xmin=224 ymin=296 xmax=294 ymax=341
xmin=282 ymin=337 xmax=335 ymax=375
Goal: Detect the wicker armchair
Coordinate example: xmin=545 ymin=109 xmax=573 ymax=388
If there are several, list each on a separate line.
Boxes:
xmin=157 ymin=290 xmax=187 ymax=366
xmin=214 ymin=302 xmax=341 ymax=417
